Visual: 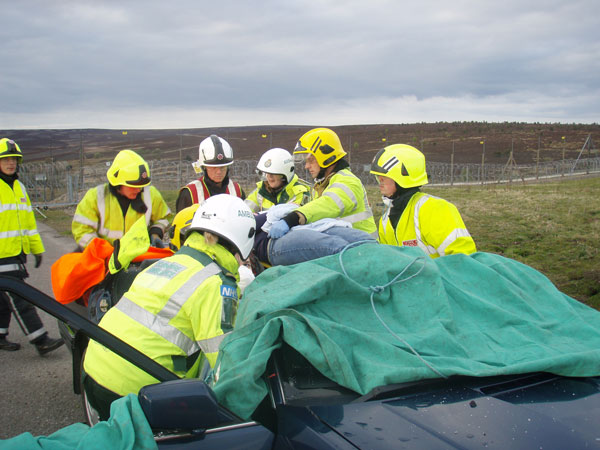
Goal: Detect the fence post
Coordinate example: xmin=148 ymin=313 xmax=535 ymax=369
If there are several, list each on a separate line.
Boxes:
xmin=450 ymin=142 xmax=455 ymax=186
xmin=561 ymin=136 xmax=566 ymax=177
xmin=480 ymin=140 xmax=485 ymax=185
xmin=536 ymin=133 xmax=540 ymax=180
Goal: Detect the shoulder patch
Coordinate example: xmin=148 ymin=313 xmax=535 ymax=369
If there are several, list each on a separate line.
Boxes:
xmin=220 ymin=284 xmax=238 ymax=300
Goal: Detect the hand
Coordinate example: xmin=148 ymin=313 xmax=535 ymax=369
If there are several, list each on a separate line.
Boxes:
xmin=34 ymin=254 xmax=43 ymax=268
xmin=268 ymin=220 xmax=290 ymax=239
xmin=150 ymin=234 xmax=164 ymax=248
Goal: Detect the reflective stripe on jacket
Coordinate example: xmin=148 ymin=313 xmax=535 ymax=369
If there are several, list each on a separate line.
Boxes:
xmin=244 ymin=174 xmax=310 ymax=212
xmin=378 ymin=192 xmax=476 ymax=258
xmin=72 ymin=183 xmax=171 ymax=248
xmin=183 ymin=178 xmax=242 ymax=205
xmin=83 ymin=232 xmax=240 ymax=396
xmin=296 ymin=168 xmax=377 ymax=236
xmin=0 ymin=178 xmax=44 ymax=258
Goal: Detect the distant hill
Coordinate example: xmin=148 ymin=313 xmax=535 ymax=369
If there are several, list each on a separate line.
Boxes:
xmin=2 ymin=122 xmax=598 ymax=165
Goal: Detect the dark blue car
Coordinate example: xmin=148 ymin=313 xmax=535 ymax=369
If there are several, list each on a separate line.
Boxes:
xmin=2 ymin=275 xmax=600 ymax=449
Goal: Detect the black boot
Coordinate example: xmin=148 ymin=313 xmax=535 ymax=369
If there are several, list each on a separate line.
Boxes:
xmin=34 ymin=334 xmax=64 ymax=356
xmin=0 ymin=336 xmax=21 ymax=351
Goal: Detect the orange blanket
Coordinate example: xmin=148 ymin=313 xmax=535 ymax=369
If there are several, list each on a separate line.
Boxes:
xmin=51 ymin=238 xmax=173 ymax=304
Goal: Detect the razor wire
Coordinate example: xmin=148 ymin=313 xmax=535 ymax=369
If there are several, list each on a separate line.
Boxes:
xmin=20 ymin=156 xmax=600 ymax=206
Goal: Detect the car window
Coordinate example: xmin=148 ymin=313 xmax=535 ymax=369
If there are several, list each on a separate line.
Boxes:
xmin=271 ymin=343 xmax=359 ymax=406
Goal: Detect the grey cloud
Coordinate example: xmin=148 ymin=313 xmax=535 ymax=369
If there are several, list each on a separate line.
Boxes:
xmin=1 ymin=0 xmax=599 ymax=126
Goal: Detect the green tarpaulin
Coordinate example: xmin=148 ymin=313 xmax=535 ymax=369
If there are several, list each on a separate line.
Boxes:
xmin=213 ymin=244 xmax=600 ymax=420
xmin=0 ymin=395 xmax=156 ymax=450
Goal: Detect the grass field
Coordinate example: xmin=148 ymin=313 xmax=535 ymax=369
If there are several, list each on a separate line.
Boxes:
xmin=41 ymin=175 xmax=600 ymax=310
xmin=424 ymin=176 xmax=600 ymax=310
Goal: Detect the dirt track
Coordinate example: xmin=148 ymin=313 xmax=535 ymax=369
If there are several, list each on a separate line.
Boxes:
xmin=0 ymin=223 xmax=84 ymax=440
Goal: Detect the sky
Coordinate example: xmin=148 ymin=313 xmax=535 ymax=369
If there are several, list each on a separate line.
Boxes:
xmin=2 ymin=1 xmax=599 ymax=129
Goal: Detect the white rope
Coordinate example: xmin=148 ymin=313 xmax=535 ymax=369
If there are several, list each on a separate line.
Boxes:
xmin=338 ymin=242 xmax=448 ymax=379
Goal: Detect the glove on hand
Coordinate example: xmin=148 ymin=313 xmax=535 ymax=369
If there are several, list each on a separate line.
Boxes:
xmin=150 ymin=235 xmax=165 ymax=248
xmin=34 ymin=254 xmax=43 ymax=268
xmin=268 ymin=220 xmax=290 ymax=239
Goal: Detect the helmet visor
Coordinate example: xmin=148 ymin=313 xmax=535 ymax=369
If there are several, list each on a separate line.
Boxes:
xmin=369 ymin=148 xmax=395 ymax=176
xmin=293 ymin=140 xmax=310 ymax=155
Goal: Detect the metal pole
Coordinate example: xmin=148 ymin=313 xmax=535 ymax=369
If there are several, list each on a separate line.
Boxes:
xmin=536 ymin=133 xmax=540 ymax=180
xmin=480 ymin=140 xmax=485 ymax=185
xmin=79 ymin=132 xmax=84 ymax=189
xmin=509 ymin=139 xmax=514 ymax=185
xmin=348 ymin=136 xmax=352 ymax=165
xmin=450 ymin=142 xmax=455 ymax=186
xmin=178 ymin=133 xmax=183 ymax=188
xmin=561 ymin=136 xmax=565 ymax=177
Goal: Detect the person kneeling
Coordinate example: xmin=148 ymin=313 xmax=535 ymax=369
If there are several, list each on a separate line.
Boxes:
xmin=81 ymin=195 xmax=256 ymax=421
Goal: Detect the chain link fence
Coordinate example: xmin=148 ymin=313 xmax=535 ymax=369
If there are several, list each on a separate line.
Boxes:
xmin=19 ymin=156 xmax=600 ymax=207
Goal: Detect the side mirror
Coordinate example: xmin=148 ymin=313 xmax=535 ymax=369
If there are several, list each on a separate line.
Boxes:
xmin=139 ymin=379 xmax=219 ymax=432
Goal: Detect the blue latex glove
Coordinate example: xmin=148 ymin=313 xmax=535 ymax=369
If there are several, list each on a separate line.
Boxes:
xmin=268 ymin=220 xmax=290 ymax=239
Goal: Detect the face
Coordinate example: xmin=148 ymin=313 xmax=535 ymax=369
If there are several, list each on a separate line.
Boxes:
xmin=205 ymin=166 xmax=227 ymax=184
xmin=0 ymin=157 xmax=18 ymax=176
xmin=377 ymin=175 xmax=397 ymax=198
xmin=118 ymin=185 xmax=142 ymax=199
xmin=265 ymin=173 xmax=285 ymax=190
xmin=304 ymin=154 xmax=321 ymax=179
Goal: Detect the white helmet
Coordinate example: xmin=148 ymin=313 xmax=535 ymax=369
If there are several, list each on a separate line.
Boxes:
xmin=192 ymin=135 xmax=234 ymax=174
xmin=256 ymin=148 xmax=295 ymax=183
xmin=188 ymin=194 xmax=256 ymax=259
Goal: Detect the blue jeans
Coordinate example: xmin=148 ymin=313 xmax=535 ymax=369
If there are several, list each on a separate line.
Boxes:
xmin=268 ymin=226 xmax=376 ymax=266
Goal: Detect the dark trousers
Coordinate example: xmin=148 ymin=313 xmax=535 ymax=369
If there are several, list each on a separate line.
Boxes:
xmin=0 ymin=289 xmax=45 ymax=342
xmin=82 ymin=371 xmax=123 ymax=421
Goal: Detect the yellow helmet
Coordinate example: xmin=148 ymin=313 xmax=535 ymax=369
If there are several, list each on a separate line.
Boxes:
xmin=0 ymin=138 xmax=23 ymax=160
xmin=168 ymin=204 xmax=200 ymax=251
xmin=293 ymin=128 xmax=346 ymax=168
xmin=370 ymin=144 xmax=428 ymax=188
xmin=106 ymin=150 xmax=151 ymax=187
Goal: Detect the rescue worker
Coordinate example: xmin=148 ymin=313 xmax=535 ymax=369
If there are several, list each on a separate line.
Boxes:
xmin=370 ymin=144 xmax=476 ymax=257
xmin=0 ymin=138 xmax=64 ymax=354
xmin=268 ymin=128 xmax=377 ymax=239
xmin=245 ymin=147 xmax=310 ymax=212
xmin=167 ymin=203 xmax=199 ymax=252
xmin=175 ymin=135 xmax=245 ymax=212
xmin=82 ymin=194 xmax=256 ymax=420
xmin=72 ymin=149 xmax=171 ymax=249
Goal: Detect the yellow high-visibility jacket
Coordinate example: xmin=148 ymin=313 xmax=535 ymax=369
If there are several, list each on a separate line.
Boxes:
xmin=379 ymin=192 xmax=476 ymax=258
xmin=296 ymin=168 xmax=377 ymax=236
xmin=83 ymin=232 xmax=240 ymax=396
xmin=72 ymin=183 xmax=171 ymax=248
xmin=0 ymin=177 xmax=44 ymax=261
xmin=244 ymin=174 xmax=310 ymax=212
